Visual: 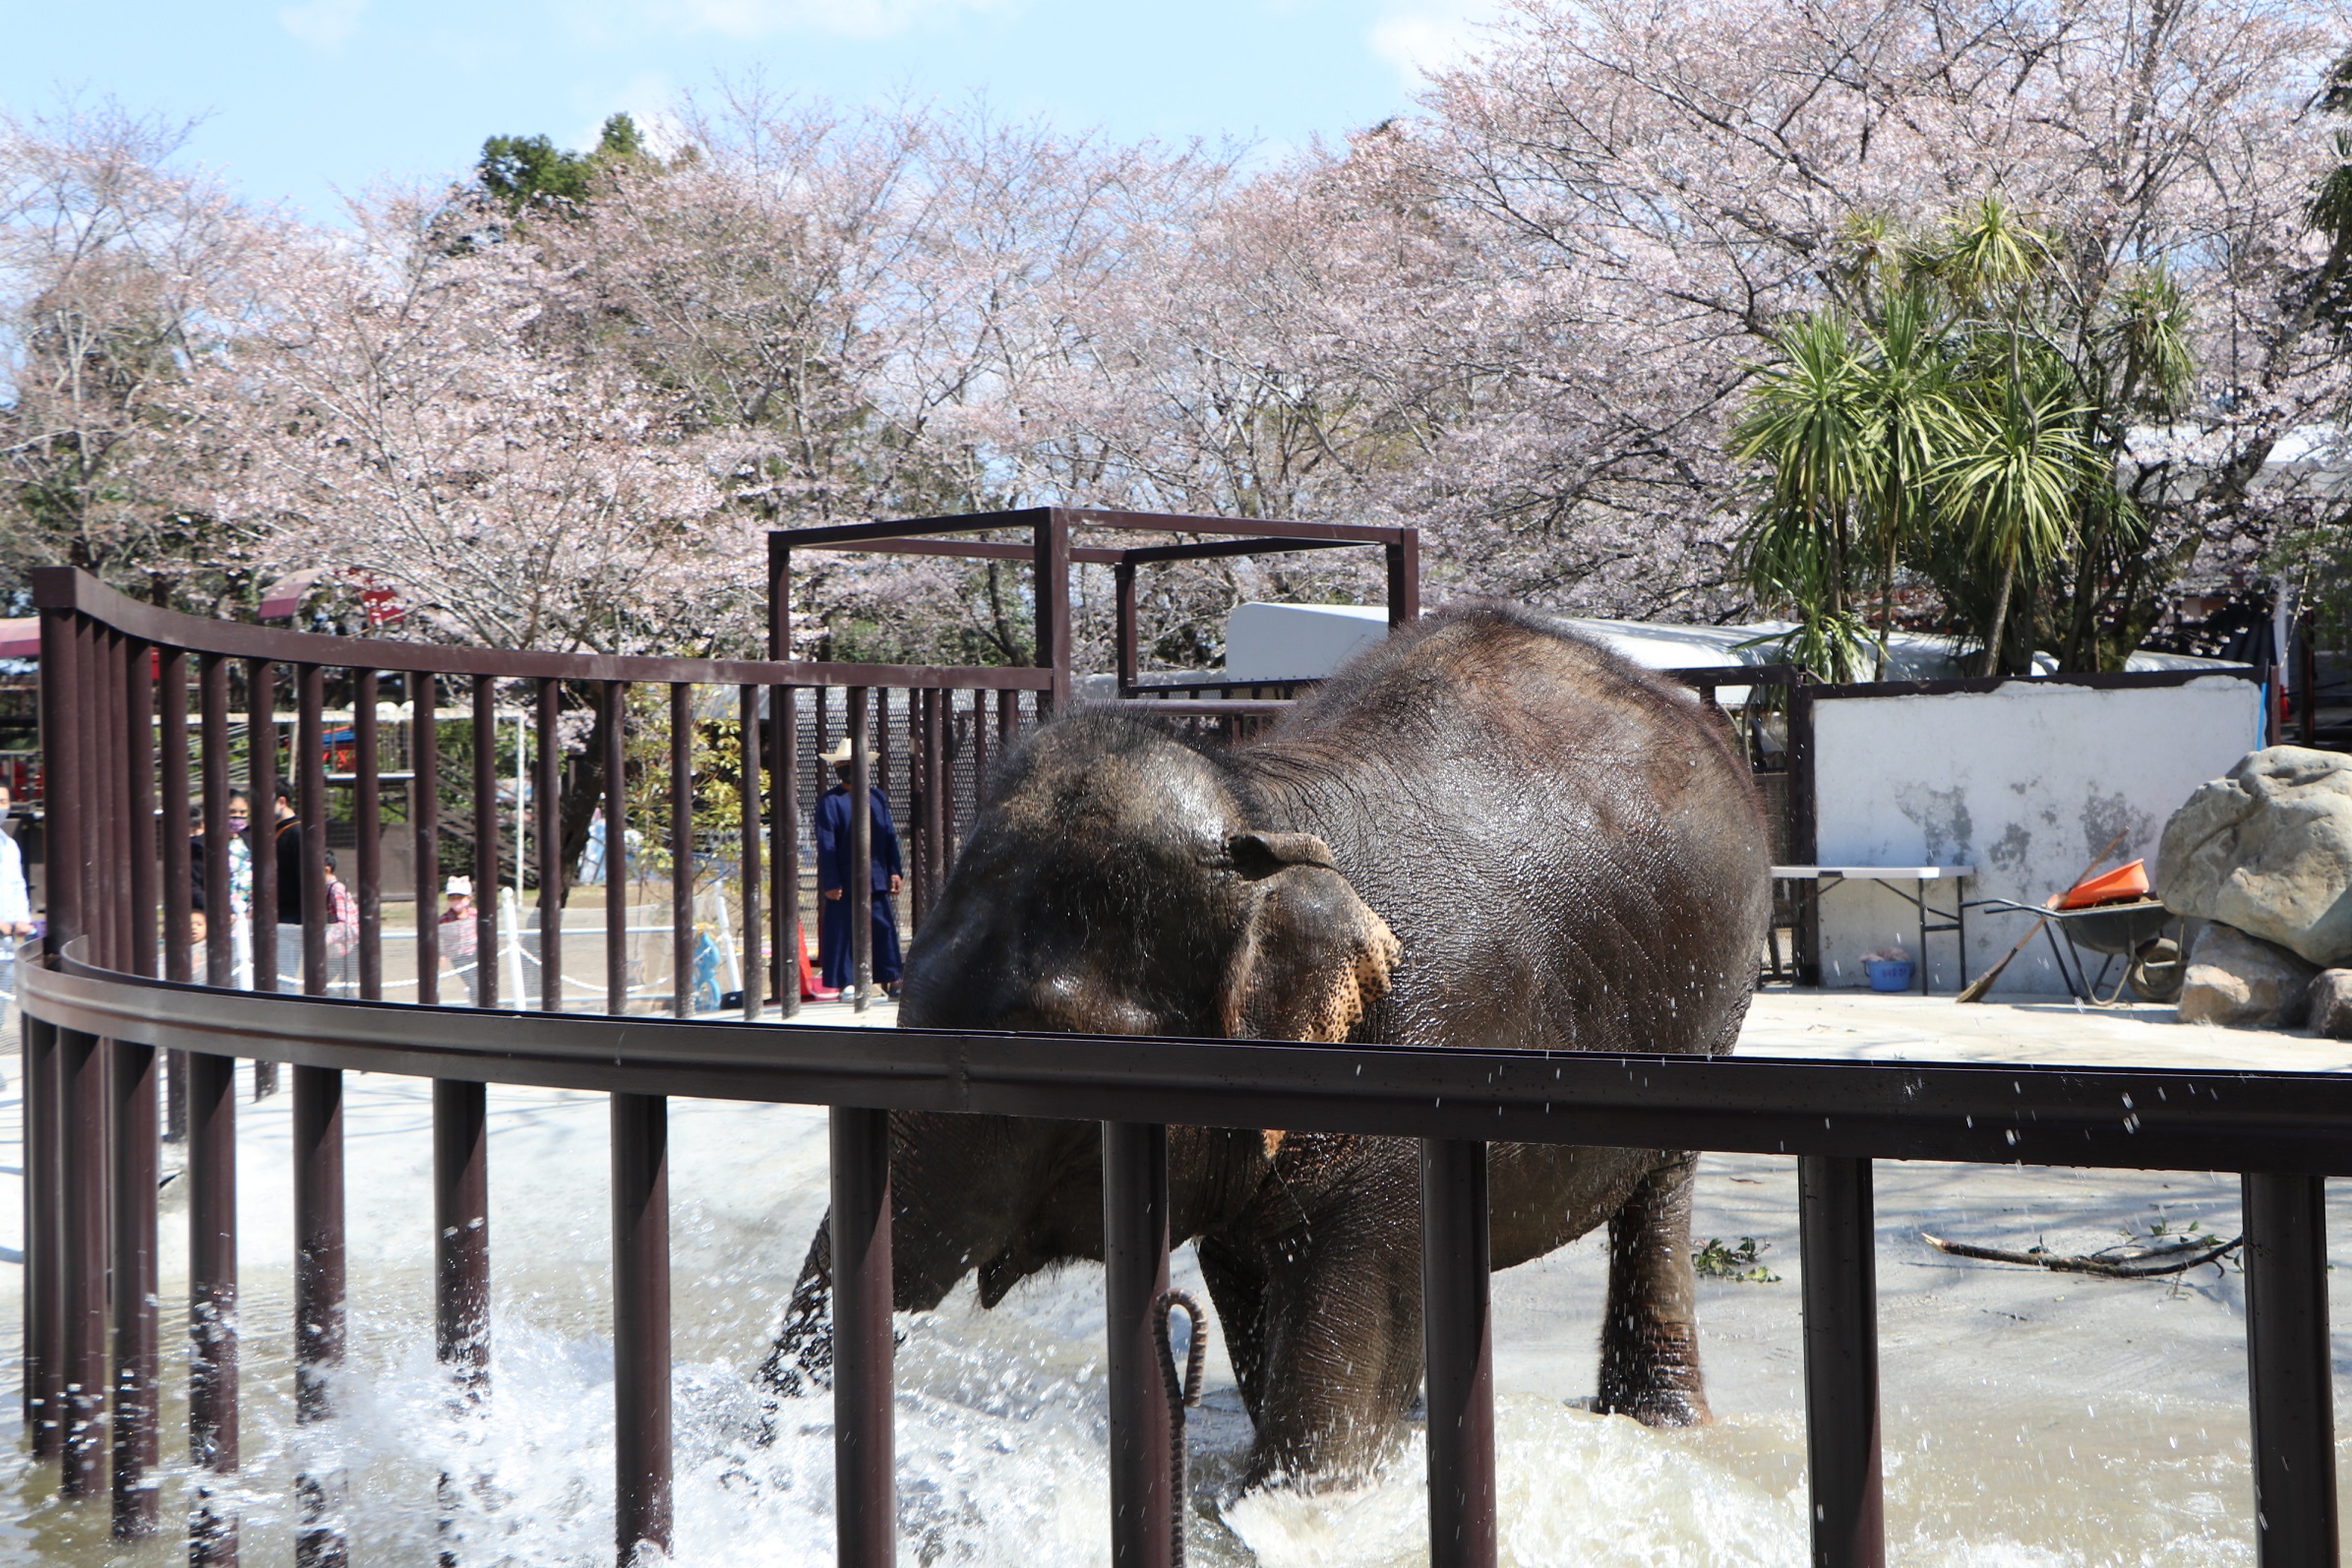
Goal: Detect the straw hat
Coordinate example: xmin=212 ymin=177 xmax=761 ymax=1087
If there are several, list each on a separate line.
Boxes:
xmin=817 ymin=738 xmax=857 ymax=765
xmin=446 ymin=875 xmax=473 ymax=898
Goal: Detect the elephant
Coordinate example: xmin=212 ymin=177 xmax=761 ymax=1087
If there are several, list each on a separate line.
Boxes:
xmin=762 ymin=600 xmax=1771 ymax=1486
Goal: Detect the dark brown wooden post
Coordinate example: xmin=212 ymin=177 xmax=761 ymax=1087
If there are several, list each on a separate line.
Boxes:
xmin=110 ymin=1032 xmax=160 ymax=1538
xmin=774 ymin=684 xmax=800 ymax=1018
xmin=1115 ymin=560 xmax=1139 ymax=694
xmin=159 ymin=646 xmax=193 ymax=1141
xmin=1799 ymin=1155 xmax=1884 ymax=1568
xmin=299 ymin=665 xmax=329 ymax=1001
xmin=201 ymin=654 xmax=232 ymax=991
xmin=250 ymin=658 xmax=280 ymax=1041
xmin=354 ymin=670 xmax=383 ymax=1002
xmin=1386 ymin=530 xmax=1420 ymax=626
xmin=127 ymin=637 xmax=156 ymax=981
xmin=1035 ymin=511 xmax=1072 ymax=715
xmin=415 ymin=676 xmax=441 ymax=1007
xmin=1788 ymin=682 xmax=1822 ymax=987
xmin=537 ymin=678 xmax=563 ymax=1011
xmin=188 ymin=1045 xmax=241 ymax=1566
xmin=293 ymin=1063 xmax=347 ymax=1567
xmin=1420 ymin=1138 xmax=1495 ymax=1568
xmin=849 ymin=687 xmax=873 ymax=1010
xmin=2243 ymin=1173 xmax=2338 ymax=1567
xmin=435 ymin=1078 xmax=489 ymax=1388
xmin=831 ymin=1105 xmax=895 ymax=1568
xmin=604 ymin=681 xmax=629 ymax=1015
xmin=473 ymin=675 xmax=499 ymax=1010
xmin=671 ymin=683 xmax=694 ymax=1017
xmin=612 ymin=1092 xmax=673 ymax=1565
xmin=1104 ymin=1121 xmax=1174 ymax=1568
xmin=923 ymin=691 xmax=946 ymax=921
xmin=739 ymin=684 xmax=763 ymax=1020
xmin=59 ymin=1024 xmax=109 ymax=1498
xmin=24 ymin=1014 xmax=62 ymax=1458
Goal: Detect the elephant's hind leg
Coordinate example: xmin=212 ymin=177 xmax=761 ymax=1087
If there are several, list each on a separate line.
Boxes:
xmin=1597 ymin=1150 xmax=1711 ymax=1425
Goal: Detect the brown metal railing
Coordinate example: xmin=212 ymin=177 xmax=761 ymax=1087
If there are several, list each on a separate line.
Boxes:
xmin=15 ymin=565 xmax=2349 ymax=1568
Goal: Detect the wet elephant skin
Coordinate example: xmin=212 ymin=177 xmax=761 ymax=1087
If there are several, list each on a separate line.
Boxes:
xmin=763 ymin=600 xmax=1772 ymax=1487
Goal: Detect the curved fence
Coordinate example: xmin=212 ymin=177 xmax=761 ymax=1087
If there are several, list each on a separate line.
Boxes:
xmin=14 ymin=566 xmax=2351 ymax=1568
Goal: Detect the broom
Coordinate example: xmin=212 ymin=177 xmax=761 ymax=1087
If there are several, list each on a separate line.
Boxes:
xmin=1954 ymin=828 xmax=2130 ymax=1004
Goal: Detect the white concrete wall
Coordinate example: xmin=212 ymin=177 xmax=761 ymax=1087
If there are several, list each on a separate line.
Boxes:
xmin=1810 ymin=677 xmax=2262 ymax=995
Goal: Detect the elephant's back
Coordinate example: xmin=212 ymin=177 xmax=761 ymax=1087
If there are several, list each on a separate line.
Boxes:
xmin=1242 ymin=601 xmax=1769 ymax=1056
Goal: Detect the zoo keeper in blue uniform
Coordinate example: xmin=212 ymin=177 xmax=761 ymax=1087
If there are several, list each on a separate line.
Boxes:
xmin=814 ymin=736 xmax=905 ymax=994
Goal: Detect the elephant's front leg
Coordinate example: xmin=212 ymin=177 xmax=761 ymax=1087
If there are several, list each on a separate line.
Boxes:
xmin=1241 ymin=1138 xmax=1425 ymax=1488
xmin=1597 ymin=1149 xmax=1710 ymax=1425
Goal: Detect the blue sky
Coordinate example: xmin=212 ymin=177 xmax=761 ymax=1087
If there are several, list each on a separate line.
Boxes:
xmin=2 ymin=0 xmax=1499 ymax=220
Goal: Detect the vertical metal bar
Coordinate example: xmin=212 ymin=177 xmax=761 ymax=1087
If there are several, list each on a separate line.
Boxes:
xmin=1036 ymin=512 xmax=1072 ymax=715
xmin=127 ymin=638 xmax=157 ymax=981
xmin=25 ymin=1014 xmax=63 ymax=1458
xmin=473 ymin=676 xmax=499 ymax=1010
xmin=849 ymin=688 xmax=872 ymax=1010
xmin=355 ymin=671 xmax=382 ymax=1002
xmin=109 ymin=1034 xmax=160 ymax=1538
xmin=1386 ymin=531 xmax=1421 ymax=626
xmin=293 ymin=1064 xmax=346 ymax=1567
xmin=926 ymin=691 xmax=948 ymax=892
xmin=1115 ymin=562 xmax=1139 ymax=694
xmin=537 ymin=679 xmax=562 ymax=1012
xmin=161 ymin=646 xmax=193 ymax=1145
xmin=906 ymin=691 xmax=927 ymax=928
xmin=188 ymin=1045 xmax=240 ymax=1566
xmin=250 ymin=659 xmax=279 ymax=999
xmin=775 ymin=685 xmax=799 ymax=1018
xmin=2243 ymin=1173 xmax=2338 ymax=1567
xmin=739 ymin=684 xmax=763 ymax=1021
xmin=671 ymin=683 xmax=694 ymax=1018
xmin=435 ymin=1079 xmax=490 ymax=1385
xmin=1420 ymin=1138 xmax=1495 ymax=1568
xmin=201 ymin=656 xmax=231 ymax=988
xmin=968 ymin=690 xmax=988 ymax=834
xmin=300 ymin=665 xmax=328 ymax=999
xmin=605 ymin=682 xmax=628 ymax=1015
xmin=37 ymin=606 xmax=81 ymax=964
xmin=1799 ymin=1155 xmax=1885 ymax=1568
xmin=1104 ymin=1121 xmax=1173 ymax=1568
xmin=612 ymin=1092 xmax=672 ymax=1565
xmin=99 ymin=628 xmax=127 ymax=970
xmin=831 ymin=1106 xmax=894 ymax=1568
xmin=941 ymin=694 xmax=960 ymax=881
xmin=415 ymin=676 xmax=442 ymax=1007
xmin=60 ymin=1025 xmax=109 ymax=1497
xmin=1788 ymin=684 xmax=1821 ymax=988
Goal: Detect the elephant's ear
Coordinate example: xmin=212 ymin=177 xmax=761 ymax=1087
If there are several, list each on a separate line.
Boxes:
xmin=1220 ymin=832 xmax=1401 ymax=1043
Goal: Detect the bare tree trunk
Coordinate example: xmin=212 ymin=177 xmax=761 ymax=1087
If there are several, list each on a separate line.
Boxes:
xmin=1980 ymin=552 xmax=2017 ymax=678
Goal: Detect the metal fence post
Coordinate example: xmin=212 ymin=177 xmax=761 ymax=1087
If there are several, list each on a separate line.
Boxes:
xmin=1420 ymin=1137 xmax=1495 ymax=1568
xmin=832 ymin=1106 xmax=895 ymax=1568
xmin=2243 ymin=1173 xmax=2338 ymax=1567
xmin=612 ymin=1092 xmax=672 ymax=1565
xmin=293 ymin=1063 xmax=347 ymax=1567
xmin=1104 ymin=1121 xmax=1174 ymax=1568
xmin=188 ymin=1044 xmax=240 ymax=1564
xmin=59 ymin=1024 xmax=109 ymax=1497
xmin=110 ymin=1036 xmax=160 ymax=1538
xmin=1799 ymin=1155 xmax=1885 ymax=1568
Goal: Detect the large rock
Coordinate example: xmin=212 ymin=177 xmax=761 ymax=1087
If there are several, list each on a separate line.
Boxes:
xmin=2156 ymin=747 xmax=2352 ymax=967
xmin=2308 ymin=970 xmax=2352 ymax=1041
xmin=2177 ymin=922 xmax=2319 ymax=1028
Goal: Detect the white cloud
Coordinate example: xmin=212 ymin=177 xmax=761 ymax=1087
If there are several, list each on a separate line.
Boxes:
xmin=278 ymin=0 xmax=370 ymax=51
xmin=1366 ymin=0 xmax=1505 ymax=88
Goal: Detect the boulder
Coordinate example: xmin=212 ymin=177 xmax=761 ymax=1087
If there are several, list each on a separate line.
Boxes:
xmin=2308 ymin=970 xmax=2352 ymax=1041
xmin=2177 ymin=922 xmax=2319 ymax=1028
xmin=2155 ymin=747 xmax=2352 ymax=967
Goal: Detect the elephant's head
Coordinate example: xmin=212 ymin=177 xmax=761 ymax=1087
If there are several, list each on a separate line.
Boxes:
xmin=900 ymin=711 xmax=1399 ymax=1045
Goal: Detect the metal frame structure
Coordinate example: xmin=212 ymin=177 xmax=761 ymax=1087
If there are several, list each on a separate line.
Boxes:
xmin=16 ymin=562 xmax=2346 ymax=1568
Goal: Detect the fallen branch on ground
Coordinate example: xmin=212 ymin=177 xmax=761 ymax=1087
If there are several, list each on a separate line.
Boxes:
xmin=1920 ymin=1230 xmax=2242 ymax=1279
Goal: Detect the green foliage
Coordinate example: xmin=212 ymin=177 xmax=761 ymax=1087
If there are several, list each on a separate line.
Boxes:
xmin=1692 ymin=1236 xmax=1780 ymax=1283
xmin=477 ymin=114 xmax=646 ymax=218
xmin=1733 ymin=192 xmax=2191 ymax=678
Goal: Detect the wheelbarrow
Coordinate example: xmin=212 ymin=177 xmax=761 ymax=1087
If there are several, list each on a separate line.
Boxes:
xmin=1967 ymin=897 xmax=2180 ymax=1004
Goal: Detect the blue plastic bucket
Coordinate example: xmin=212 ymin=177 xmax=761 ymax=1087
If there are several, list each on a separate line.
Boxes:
xmin=1865 ymin=958 xmax=1914 ymax=993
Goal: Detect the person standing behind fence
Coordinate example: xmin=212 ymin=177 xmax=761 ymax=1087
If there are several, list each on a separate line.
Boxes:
xmin=191 ymin=788 xmax=255 ymax=988
xmin=814 ymin=738 xmax=904 ymax=996
xmin=262 ymin=780 xmax=319 ymax=991
xmin=440 ymin=875 xmax=480 ymax=1004
xmin=0 ymin=784 xmax=31 ymax=1041
xmin=324 ymin=847 xmax=359 ymax=996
